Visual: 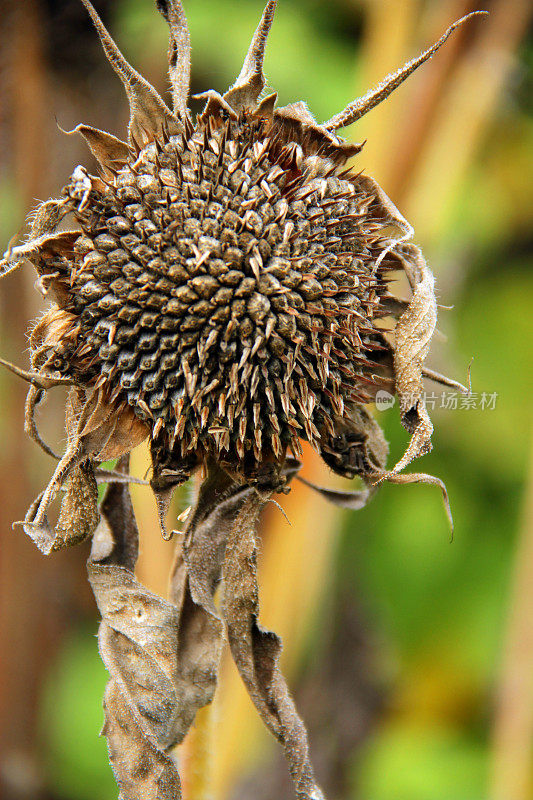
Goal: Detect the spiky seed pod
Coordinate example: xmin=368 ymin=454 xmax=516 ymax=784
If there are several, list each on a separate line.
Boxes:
xmin=1 ymin=0 xmax=481 ymax=538
xmin=64 ymin=118 xmax=401 ymax=472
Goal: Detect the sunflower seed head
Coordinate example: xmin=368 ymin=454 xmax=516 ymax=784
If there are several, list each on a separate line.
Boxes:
xmin=1 ymin=0 xmax=479 ymax=496
xmin=55 ymin=104 xmax=404 ymax=478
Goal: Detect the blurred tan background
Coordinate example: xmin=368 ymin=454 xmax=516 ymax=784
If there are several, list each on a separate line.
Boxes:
xmin=0 ymin=1 xmax=531 ymax=799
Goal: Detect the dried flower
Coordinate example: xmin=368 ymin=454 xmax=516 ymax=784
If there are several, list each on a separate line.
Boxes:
xmin=0 ymin=2 xmax=482 ymax=797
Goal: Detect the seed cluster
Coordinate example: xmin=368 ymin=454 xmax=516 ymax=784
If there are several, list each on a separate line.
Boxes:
xmin=55 ymin=115 xmax=395 ymax=473
xmin=0 ymin=0 xmax=469 ymax=493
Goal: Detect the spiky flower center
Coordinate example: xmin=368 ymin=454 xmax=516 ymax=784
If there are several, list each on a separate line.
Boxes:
xmin=54 ymin=114 xmax=394 ymax=472
xmin=1 ymin=0 xmax=475 ymax=490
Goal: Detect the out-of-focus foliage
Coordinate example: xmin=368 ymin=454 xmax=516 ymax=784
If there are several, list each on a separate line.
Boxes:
xmin=0 ymin=1 xmax=531 ymax=799
xmin=39 ymin=631 xmax=114 ymax=800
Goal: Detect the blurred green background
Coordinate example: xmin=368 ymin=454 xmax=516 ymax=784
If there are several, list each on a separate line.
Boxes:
xmin=0 ymin=1 xmax=531 ymax=799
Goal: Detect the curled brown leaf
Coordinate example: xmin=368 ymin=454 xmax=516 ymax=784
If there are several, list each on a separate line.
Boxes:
xmin=89 ymin=469 xmax=184 ymax=799
xmin=221 ymin=487 xmax=324 ymax=800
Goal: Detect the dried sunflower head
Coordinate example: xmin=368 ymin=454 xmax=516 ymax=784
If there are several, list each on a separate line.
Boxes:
xmin=1 ymin=0 xmax=479 ymax=547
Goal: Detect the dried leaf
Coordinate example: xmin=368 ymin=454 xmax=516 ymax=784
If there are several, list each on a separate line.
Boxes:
xmin=372 ymin=469 xmax=454 ymax=531
xmin=221 ymin=487 xmax=324 ymax=800
xmin=345 ymin=176 xmax=441 ymax=479
xmin=21 ymin=388 xmax=147 ymax=549
xmin=101 ymin=680 xmax=181 ymax=800
xmin=95 ymin=458 xmax=138 ymax=571
xmin=54 ymin=462 xmax=99 ymax=549
xmin=89 ymin=472 xmax=184 ymax=799
xmin=392 ymin=243 xmax=437 ymax=469
xmin=21 ymin=437 xmax=86 ymax=550
xmin=167 ymin=461 xmax=247 ymax=733
xmin=21 ymin=460 xmax=99 ymax=555
xmin=89 ymin=460 xmax=251 ymax=798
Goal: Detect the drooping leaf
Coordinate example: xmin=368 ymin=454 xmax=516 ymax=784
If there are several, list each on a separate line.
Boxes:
xmin=221 ymin=486 xmax=325 ymax=800
xmin=89 ymin=465 xmax=184 ymax=799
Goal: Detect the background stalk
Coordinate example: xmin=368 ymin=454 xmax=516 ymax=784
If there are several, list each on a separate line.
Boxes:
xmin=180 ymin=703 xmax=216 ymax=800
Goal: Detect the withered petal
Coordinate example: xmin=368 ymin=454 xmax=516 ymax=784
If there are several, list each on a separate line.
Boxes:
xmin=273 ymin=103 xmax=363 ymax=164
xmin=63 ymin=123 xmax=130 ymax=173
xmin=1 ymin=229 xmax=76 ymax=284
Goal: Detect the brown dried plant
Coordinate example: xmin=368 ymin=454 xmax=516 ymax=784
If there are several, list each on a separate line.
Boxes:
xmin=0 ymin=2 xmax=483 ymax=797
